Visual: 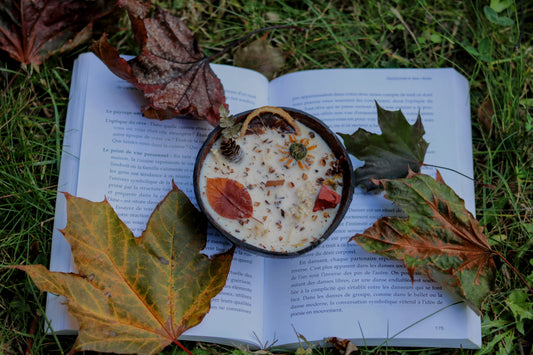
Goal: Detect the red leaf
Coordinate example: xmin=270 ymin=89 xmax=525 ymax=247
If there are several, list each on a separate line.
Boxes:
xmin=91 ymin=0 xmax=226 ymax=125
xmin=0 ymin=0 xmax=116 ymax=65
xmin=206 ymin=178 xmax=253 ymax=220
xmin=313 ymin=184 xmax=341 ymax=212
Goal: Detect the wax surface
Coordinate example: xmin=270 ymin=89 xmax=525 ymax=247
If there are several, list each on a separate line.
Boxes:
xmin=199 ymin=122 xmax=343 ymax=253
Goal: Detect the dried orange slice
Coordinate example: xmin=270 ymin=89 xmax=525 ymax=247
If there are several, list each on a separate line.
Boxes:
xmin=239 ymin=106 xmax=301 ymax=137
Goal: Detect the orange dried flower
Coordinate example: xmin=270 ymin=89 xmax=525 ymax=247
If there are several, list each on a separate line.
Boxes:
xmin=278 ymin=135 xmax=316 ymax=170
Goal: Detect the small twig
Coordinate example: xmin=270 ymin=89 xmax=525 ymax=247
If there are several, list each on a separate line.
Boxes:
xmin=492 ymin=249 xmax=533 ymax=297
xmin=422 ymin=163 xmax=497 ymax=189
xmin=207 ymin=25 xmax=305 ymax=62
xmin=173 ymin=339 xmax=194 ymax=355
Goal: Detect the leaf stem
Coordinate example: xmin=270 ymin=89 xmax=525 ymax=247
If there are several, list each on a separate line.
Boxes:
xmin=206 ymin=25 xmax=304 ymax=62
xmin=492 ymin=249 xmax=533 ymax=297
xmin=173 ymin=339 xmax=194 ymax=355
xmin=422 ymin=163 xmax=496 ymax=189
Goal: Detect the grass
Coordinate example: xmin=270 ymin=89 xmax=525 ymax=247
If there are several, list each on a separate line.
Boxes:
xmin=1 ymin=0 xmax=531 ymax=354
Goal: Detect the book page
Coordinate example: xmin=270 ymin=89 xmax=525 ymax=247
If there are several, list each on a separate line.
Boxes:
xmin=47 ymin=53 xmax=271 ymax=344
xmin=46 ymin=54 xmax=92 ymax=333
xmin=262 ymin=69 xmax=480 ymax=348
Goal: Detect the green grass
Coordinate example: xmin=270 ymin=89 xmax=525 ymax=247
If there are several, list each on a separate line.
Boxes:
xmin=1 ymin=0 xmax=531 ymax=354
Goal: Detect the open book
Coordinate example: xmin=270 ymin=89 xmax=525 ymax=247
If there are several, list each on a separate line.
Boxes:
xmin=47 ymin=52 xmax=480 ymax=349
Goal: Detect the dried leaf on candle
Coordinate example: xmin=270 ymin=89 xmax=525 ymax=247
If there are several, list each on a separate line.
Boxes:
xmin=206 ymin=178 xmax=253 ymax=220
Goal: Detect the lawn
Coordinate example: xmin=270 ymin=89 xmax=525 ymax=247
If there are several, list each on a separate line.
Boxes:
xmin=1 ymin=0 xmax=531 ymax=354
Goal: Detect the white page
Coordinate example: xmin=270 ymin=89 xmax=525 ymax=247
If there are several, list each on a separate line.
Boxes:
xmin=46 ymin=54 xmax=91 ymax=333
xmin=47 ymin=53 xmax=271 ymax=344
xmin=262 ymin=69 xmax=480 ymax=348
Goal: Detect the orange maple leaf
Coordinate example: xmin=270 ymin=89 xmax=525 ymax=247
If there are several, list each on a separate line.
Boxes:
xmin=14 ymin=183 xmax=233 ymax=354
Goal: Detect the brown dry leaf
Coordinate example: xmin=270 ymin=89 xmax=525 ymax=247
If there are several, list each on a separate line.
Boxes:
xmin=325 ymin=337 xmax=359 ymax=354
xmin=91 ymin=0 xmax=226 ymax=125
xmin=14 ymin=183 xmax=234 ymax=354
xmin=234 ymin=35 xmax=285 ymax=80
xmin=477 ymin=97 xmax=494 ymax=133
xmin=0 ymin=0 xmax=116 ymax=65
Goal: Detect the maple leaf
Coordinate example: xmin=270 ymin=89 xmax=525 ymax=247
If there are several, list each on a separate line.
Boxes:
xmin=206 ymin=177 xmax=253 ymax=220
xmin=0 ymin=0 xmax=116 ymax=65
xmin=91 ymin=0 xmax=226 ymax=125
xmin=13 ymin=183 xmax=234 ymax=354
xmin=339 ymin=102 xmax=429 ymax=190
xmin=351 ymin=171 xmax=495 ymax=314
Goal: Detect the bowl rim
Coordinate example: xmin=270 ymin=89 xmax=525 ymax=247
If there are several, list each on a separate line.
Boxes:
xmin=193 ymin=106 xmax=355 ymax=257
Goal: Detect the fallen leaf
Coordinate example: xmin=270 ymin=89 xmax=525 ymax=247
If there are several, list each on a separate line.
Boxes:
xmin=325 ymin=337 xmax=359 ymax=355
xmin=351 ymin=171 xmax=495 ymax=314
xmin=234 ymin=35 xmax=285 ymax=80
xmin=477 ymin=97 xmax=493 ymax=133
xmin=339 ymin=102 xmax=429 ymax=190
xmin=91 ymin=0 xmax=226 ymax=125
xmin=0 ymin=0 xmax=116 ymax=65
xmin=206 ymin=177 xmax=253 ymax=220
xmin=14 ymin=183 xmax=234 ymax=354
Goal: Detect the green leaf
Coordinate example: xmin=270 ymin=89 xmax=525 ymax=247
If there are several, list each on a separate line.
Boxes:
xmin=484 ymin=6 xmax=514 ymax=26
xmin=464 ymin=45 xmax=480 ymax=57
xmin=506 ymin=289 xmax=533 ymax=334
xmin=490 ymin=0 xmax=513 ymax=13
xmin=429 ymin=33 xmax=442 ymax=44
xmin=14 ymin=184 xmax=234 ymax=354
xmin=351 ymin=172 xmax=496 ymax=314
xmin=339 ymin=102 xmax=428 ymax=190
